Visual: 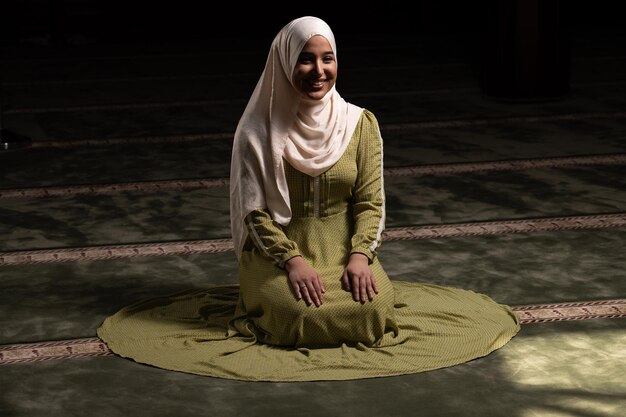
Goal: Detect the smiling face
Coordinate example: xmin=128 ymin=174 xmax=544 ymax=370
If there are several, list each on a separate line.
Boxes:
xmin=292 ymin=35 xmax=337 ymax=100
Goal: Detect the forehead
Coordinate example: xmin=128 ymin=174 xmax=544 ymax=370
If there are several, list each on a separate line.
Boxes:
xmin=300 ymin=35 xmax=333 ymax=53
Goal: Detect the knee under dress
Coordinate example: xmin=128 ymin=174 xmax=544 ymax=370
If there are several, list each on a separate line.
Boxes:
xmin=97 ymin=110 xmax=520 ymax=382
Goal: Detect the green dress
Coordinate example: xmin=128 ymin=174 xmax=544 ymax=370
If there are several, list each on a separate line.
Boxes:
xmin=97 ymin=110 xmax=520 ymax=381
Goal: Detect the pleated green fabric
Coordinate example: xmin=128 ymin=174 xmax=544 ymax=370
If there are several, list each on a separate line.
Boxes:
xmin=97 ymin=281 xmax=519 ymax=381
xmin=97 ymin=110 xmax=520 ymax=381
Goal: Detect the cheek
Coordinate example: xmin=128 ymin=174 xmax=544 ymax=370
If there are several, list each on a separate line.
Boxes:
xmin=292 ymin=68 xmax=305 ymax=84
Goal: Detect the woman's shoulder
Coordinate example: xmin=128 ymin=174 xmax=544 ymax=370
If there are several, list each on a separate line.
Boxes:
xmin=354 ymin=108 xmax=381 ymax=138
xmin=346 ymin=102 xmax=378 ymax=126
xmin=359 ymin=108 xmax=380 ymax=127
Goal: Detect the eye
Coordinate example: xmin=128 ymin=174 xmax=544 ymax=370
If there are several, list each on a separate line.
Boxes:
xmin=297 ymin=54 xmax=314 ymax=64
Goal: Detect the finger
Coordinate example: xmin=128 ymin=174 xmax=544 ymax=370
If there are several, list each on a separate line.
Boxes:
xmin=359 ymin=277 xmax=368 ymax=303
xmin=342 ymin=269 xmax=350 ymax=291
xmin=365 ymin=277 xmax=375 ymax=301
xmin=372 ymin=276 xmax=379 ymax=294
xmin=313 ymin=276 xmax=324 ymax=304
xmin=308 ymin=284 xmax=321 ymax=307
xmin=294 ymin=285 xmax=303 ymax=300
xmin=290 ymin=279 xmax=303 ymax=300
xmin=351 ymin=277 xmax=360 ymax=302
xmin=301 ymin=286 xmax=313 ymax=306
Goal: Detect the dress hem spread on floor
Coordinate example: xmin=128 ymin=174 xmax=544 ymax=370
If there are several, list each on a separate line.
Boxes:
xmin=97 ymin=280 xmax=520 ymax=382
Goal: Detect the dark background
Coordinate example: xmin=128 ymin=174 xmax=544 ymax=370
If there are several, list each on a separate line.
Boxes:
xmin=0 ymin=1 xmax=624 ymax=101
xmin=1 ymin=0 xmax=624 ymax=46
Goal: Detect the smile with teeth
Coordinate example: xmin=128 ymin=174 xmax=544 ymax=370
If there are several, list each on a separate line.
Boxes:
xmin=309 ymin=80 xmax=325 ymax=87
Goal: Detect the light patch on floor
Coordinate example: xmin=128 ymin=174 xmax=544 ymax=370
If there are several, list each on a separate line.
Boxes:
xmin=501 ymin=330 xmax=626 ymax=417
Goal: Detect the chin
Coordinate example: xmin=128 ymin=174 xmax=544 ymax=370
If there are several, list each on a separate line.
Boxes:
xmin=305 ymin=89 xmax=330 ymax=100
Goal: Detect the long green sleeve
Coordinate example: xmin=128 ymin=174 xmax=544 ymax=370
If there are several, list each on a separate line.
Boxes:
xmin=244 ymin=208 xmax=301 ymax=268
xmin=351 ymin=110 xmax=385 ymax=261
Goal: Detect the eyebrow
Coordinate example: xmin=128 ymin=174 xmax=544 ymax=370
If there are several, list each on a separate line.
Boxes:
xmin=299 ymin=51 xmax=335 ymax=56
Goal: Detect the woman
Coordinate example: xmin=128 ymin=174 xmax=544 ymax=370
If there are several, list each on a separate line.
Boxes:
xmin=98 ymin=16 xmax=520 ymax=381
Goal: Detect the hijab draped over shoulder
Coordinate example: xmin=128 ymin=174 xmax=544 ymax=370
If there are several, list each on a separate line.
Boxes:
xmin=230 ymin=16 xmax=363 ymax=258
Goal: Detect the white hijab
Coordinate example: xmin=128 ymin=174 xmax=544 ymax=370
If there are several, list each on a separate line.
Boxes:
xmin=229 ymin=16 xmax=363 ymax=258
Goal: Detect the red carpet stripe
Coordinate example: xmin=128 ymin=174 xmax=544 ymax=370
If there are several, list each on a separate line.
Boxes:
xmin=511 ymin=299 xmax=626 ymax=324
xmin=384 ymin=153 xmax=626 ymax=176
xmin=0 ymin=178 xmax=230 ymax=199
xmin=381 ymin=111 xmax=626 ymax=130
xmin=1 ymin=299 xmax=624 ymax=365
xmin=382 ymin=213 xmax=626 ymax=240
xmin=0 ymin=239 xmax=234 ymax=266
xmin=2 ymin=153 xmax=625 ymax=199
xmin=3 ymin=98 xmax=246 ymax=114
xmin=0 ymin=338 xmax=111 ymax=365
xmin=1 ymin=214 xmax=624 ymax=266
xmin=29 ymin=132 xmax=234 ymax=148
xmin=11 ymin=111 xmax=626 ymax=147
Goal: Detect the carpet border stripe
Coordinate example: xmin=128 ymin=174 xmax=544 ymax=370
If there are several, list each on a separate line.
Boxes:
xmin=2 ymin=153 xmax=626 ymax=200
xmin=1 ymin=299 xmax=624 ymax=365
xmin=0 ymin=214 xmax=624 ymax=266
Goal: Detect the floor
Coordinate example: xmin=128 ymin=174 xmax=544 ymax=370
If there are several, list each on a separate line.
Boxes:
xmin=1 ymin=23 xmax=626 ymax=417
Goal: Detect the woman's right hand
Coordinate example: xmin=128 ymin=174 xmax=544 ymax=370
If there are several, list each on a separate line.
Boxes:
xmin=285 ymin=256 xmax=325 ymax=307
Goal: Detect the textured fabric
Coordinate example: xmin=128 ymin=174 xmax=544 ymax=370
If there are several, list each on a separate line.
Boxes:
xmin=97 ymin=109 xmax=521 ymax=381
xmin=96 ymin=282 xmax=519 ymax=382
xmin=230 ymin=16 xmax=361 ymax=258
xmin=244 ymin=109 xmax=384 ymax=267
xmin=283 ymin=91 xmax=362 ymax=178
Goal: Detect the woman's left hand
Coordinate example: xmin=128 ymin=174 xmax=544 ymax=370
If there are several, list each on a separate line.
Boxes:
xmin=342 ymin=253 xmax=378 ymax=303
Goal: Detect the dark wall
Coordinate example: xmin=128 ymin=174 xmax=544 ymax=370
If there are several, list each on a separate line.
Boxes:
xmin=1 ymin=1 xmax=624 ymax=47
xmin=1 ymin=1 xmax=623 ymax=104
xmin=2 ymin=1 xmax=491 ymax=44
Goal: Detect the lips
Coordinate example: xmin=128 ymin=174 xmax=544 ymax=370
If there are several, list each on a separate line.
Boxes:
xmin=308 ymin=79 xmax=326 ymax=89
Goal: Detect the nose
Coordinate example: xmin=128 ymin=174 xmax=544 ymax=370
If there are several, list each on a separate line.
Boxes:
xmin=312 ymin=59 xmax=323 ymax=75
